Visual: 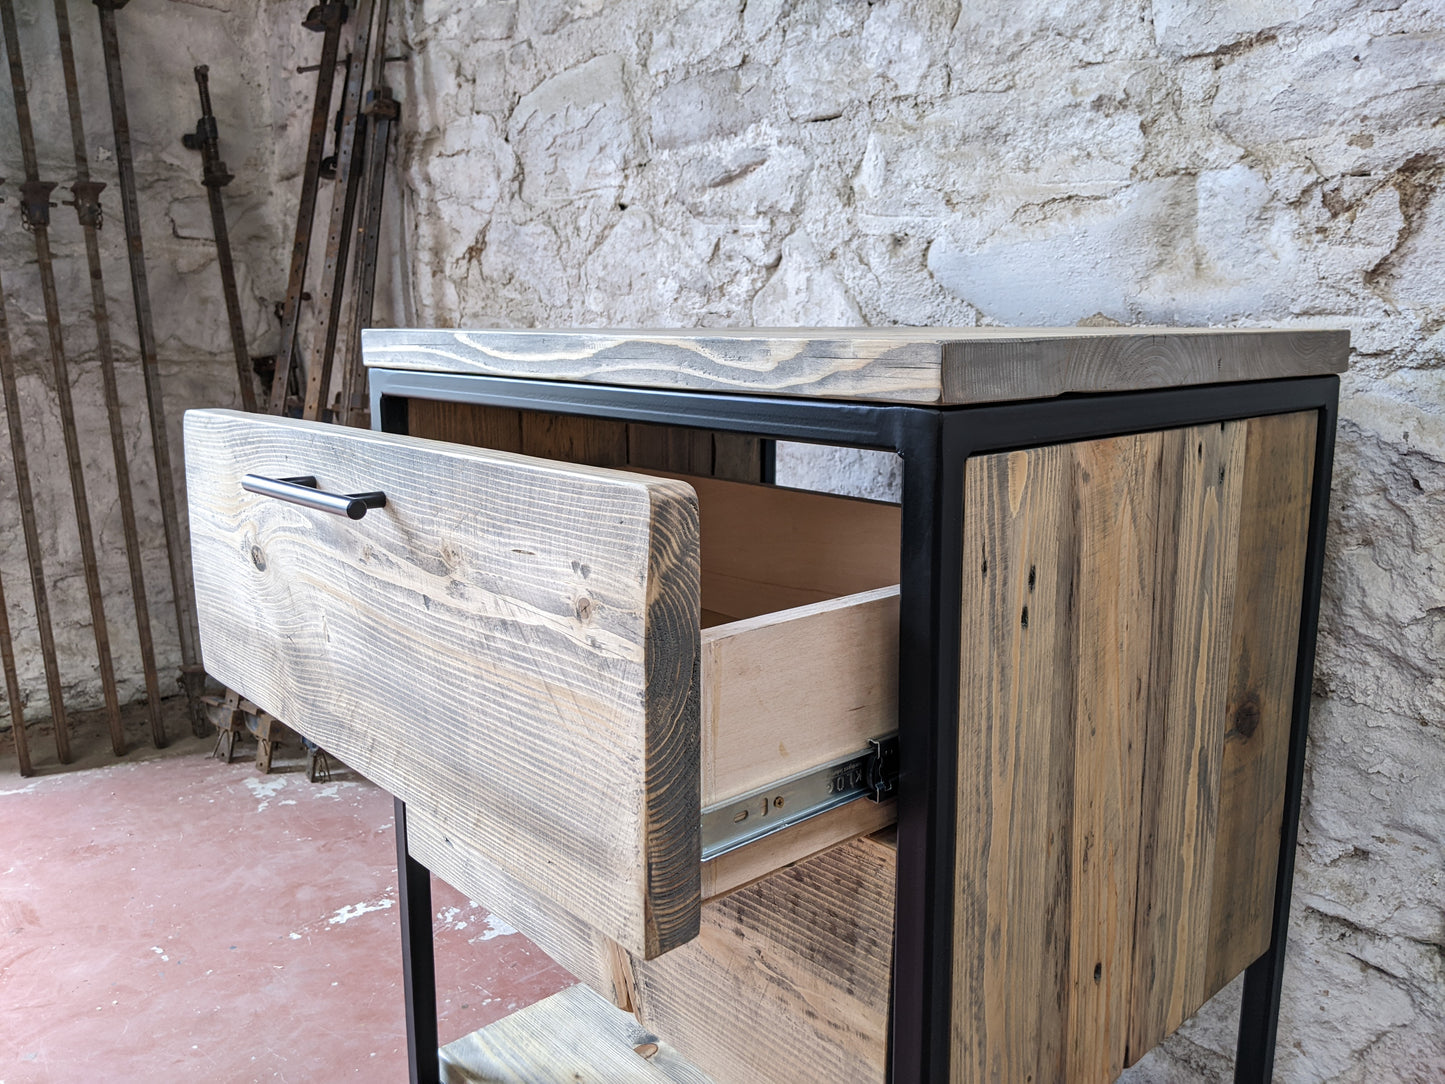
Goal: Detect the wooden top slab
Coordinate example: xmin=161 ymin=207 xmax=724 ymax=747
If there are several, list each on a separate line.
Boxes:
xmin=362 ymin=326 xmax=1349 ymax=406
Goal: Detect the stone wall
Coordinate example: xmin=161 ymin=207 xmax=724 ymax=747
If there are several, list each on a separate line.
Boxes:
xmin=393 ymin=1 xmax=1443 ymax=1080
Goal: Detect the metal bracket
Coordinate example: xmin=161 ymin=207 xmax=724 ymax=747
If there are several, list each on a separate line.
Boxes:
xmin=18 ymin=179 xmax=56 ymax=230
xmin=700 ymin=733 xmax=899 ymax=862
xmin=64 ymin=179 xmax=106 ymax=228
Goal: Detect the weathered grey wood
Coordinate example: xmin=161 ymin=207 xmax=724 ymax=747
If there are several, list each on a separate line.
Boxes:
xmin=439 ymin=983 xmax=716 ymax=1084
xmin=407 ymin=803 xmax=636 ymax=1008
xmin=185 ymin=409 xmax=701 ymax=959
xmin=629 ymin=832 xmax=895 ymax=1084
xmin=363 ymin=327 xmax=1348 ymax=406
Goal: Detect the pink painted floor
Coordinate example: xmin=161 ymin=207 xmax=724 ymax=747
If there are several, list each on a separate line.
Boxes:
xmin=1 ymin=701 xmax=574 ymax=1082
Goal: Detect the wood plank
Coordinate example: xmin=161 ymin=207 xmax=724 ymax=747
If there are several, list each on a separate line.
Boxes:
xmin=363 ymin=327 xmax=1348 ymax=406
xmin=702 ymin=587 xmax=898 ymax=802
xmin=681 ymin=474 xmax=900 ymax=620
xmin=521 ymin=411 xmax=629 ymax=467
xmin=407 ymin=806 xmax=636 ymax=1008
xmin=407 ymin=400 xmax=523 ymax=452
xmin=709 ymin=432 xmax=763 ymax=482
xmin=185 ymin=409 xmax=701 ymax=959
xmin=1129 ymin=421 xmax=1248 ymax=1057
xmin=627 ymin=422 xmax=715 ymax=476
xmin=407 ymin=404 xmax=763 ymax=485
xmin=1204 ymin=412 xmax=1316 ymax=993
xmin=630 ymin=833 xmax=895 ymax=1084
xmin=953 ymin=442 xmax=1075 ymax=1084
xmin=1063 ymin=433 xmax=1161 ymax=1082
xmin=440 ymin=983 xmax=716 ymax=1084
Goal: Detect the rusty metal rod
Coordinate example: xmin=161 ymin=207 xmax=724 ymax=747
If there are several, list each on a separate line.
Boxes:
xmin=0 ymin=216 xmax=68 ymax=764
xmin=54 ymin=0 xmax=166 ymax=748
xmin=3 ymin=0 xmax=126 ymax=756
xmin=186 ymin=64 xmax=257 ymax=413
xmin=338 ymin=86 xmax=396 ymax=426
xmin=338 ymin=0 xmax=397 ymax=427
xmin=94 ymin=0 xmax=207 ymax=735
xmin=268 ymin=1 xmax=348 ymax=415
xmin=303 ymin=0 xmax=376 ymax=421
xmin=0 ymin=563 xmax=31 ymax=776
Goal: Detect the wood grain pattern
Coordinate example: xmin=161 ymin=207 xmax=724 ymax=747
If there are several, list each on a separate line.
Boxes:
xmin=439 ymin=983 xmax=716 ymax=1084
xmin=681 ymin=473 xmax=900 ymax=621
xmin=952 ymin=414 xmax=1314 ymax=1082
xmin=364 ymin=327 xmax=1348 ymax=406
xmin=1129 ymin=423 xmax=1248 ymax=1054
xmin=407 ymin=805 xmax=636 ymax=1007
xmin=405 ymin=401 xmax=764 ymax=485
xmin=630 ymin=832 xmax=895 ymax=1084
xmin=185 ymin=409 xmax=701 ymax=959
xmin=702 ymin=586 xmax=898 ymax=802
xmin=1203 ymin=412 xmax=1316 ymax=994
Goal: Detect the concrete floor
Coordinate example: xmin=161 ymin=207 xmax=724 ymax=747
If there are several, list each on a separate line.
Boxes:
xmin=1 ymin=699 xmax=573 ymax=1082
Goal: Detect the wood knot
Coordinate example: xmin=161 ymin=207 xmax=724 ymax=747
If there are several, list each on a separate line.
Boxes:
xmin=250 ymin=545 xmax=266 ymax=572
xmin=633 ymin=1043 xmax=658 ymax=1060
xmin=575 ymin=596 xmax=594 ymax=623
xmin=1232 ymin=693 xmax=1262 ymax=740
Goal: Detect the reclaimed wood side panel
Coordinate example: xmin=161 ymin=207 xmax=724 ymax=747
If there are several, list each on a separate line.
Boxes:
xmin=952 ymin=414 xmax=1313 ymax=1082
xmin=365 ymin=327 xmax=1347 ymax=406
xmin=185 ymin=409 xmax=701 ymax=959
xmin=630 ymin=833 xmax=895 ymax=1084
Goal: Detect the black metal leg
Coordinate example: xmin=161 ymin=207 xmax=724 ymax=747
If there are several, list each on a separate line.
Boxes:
xmin=1234 ymin=395 xmax=1338 ymax=1083
xmin=395 ymin=798 xmax=440 ymax=1084
xmin=890 ymin=414 xmax=969 ymax=1084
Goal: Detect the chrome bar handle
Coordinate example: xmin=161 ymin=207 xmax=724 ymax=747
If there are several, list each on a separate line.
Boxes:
xmin=242 ymin=474 xmax=387 ymax=520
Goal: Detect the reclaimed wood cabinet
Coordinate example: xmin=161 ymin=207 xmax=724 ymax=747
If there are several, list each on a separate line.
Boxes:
xmin=186 ymin=327 xmax=1344 ymax=1084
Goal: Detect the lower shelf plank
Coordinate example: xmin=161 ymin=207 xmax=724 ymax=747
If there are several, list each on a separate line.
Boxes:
xmin=439 ymin=984 xmax=716 ymax=1084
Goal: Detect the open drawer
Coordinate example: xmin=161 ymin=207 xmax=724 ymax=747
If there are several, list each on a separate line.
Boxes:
xmin=184 ymin=409 xmax=899 ymax=964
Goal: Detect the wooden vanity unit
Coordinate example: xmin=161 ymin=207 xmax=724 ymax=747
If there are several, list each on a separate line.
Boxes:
xmin=185 ymin=327 xmax=1345 ymax=1083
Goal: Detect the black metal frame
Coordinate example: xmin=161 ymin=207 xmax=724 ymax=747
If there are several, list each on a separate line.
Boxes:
xmin=375 ymin=367 xmax=1338 ymax=1084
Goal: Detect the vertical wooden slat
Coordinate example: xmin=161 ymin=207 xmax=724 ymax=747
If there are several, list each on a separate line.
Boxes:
xmin=520 ymin=411 xmax=629 ymax=466
xmin=954 ymin=444 xmax=1073 ymax=1084
xmin=1129 ymin=422 xmax=1247 ymax=1056
xmin=1204 ymin=412 xmax=1316 ymax=991
xmin=1064 ymin=433 xmax=1161 ymax=1081
xmin=406 ymin=399 xmax=523 ymax=451
xmin=709 ymin=432 xmax=763 ymax=482
xmin=630 ymin=833 xmax=895 ymax=1084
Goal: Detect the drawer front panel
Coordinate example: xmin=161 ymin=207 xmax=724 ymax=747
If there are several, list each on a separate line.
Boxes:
xmin=952 ymin=412 xmax=1317 ymax=1083
xmin=184 ymin=409 xmax=701 ymax=958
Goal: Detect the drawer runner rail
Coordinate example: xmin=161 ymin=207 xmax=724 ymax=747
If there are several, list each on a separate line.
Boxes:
xmin=700 ymin=734 xmax=899 ymax=861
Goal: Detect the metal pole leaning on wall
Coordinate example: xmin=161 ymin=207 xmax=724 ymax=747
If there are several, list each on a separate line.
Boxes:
xmin=2 ymin=0 xmax=127 ymax=757
xmin=53 ymin=0 xmax=167 ymax=749
xmin=268 ymin=1 xmax=349 ymax=416
xmin=93 ymin=0 xmax=208 ymax=736
xmin=337 ymin=0 xmax=398 ymax=428
xmin=302 ymin=0 xmax=376 ymax=421
xmin=185 ymin=64 xmax=257 ymax=413
xmin=0 ymin=218 xmax=68 ymax=765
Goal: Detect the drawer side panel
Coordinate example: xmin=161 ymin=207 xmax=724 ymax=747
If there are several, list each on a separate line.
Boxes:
xmin=184 ymin=409 xmax=701 ymax=958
